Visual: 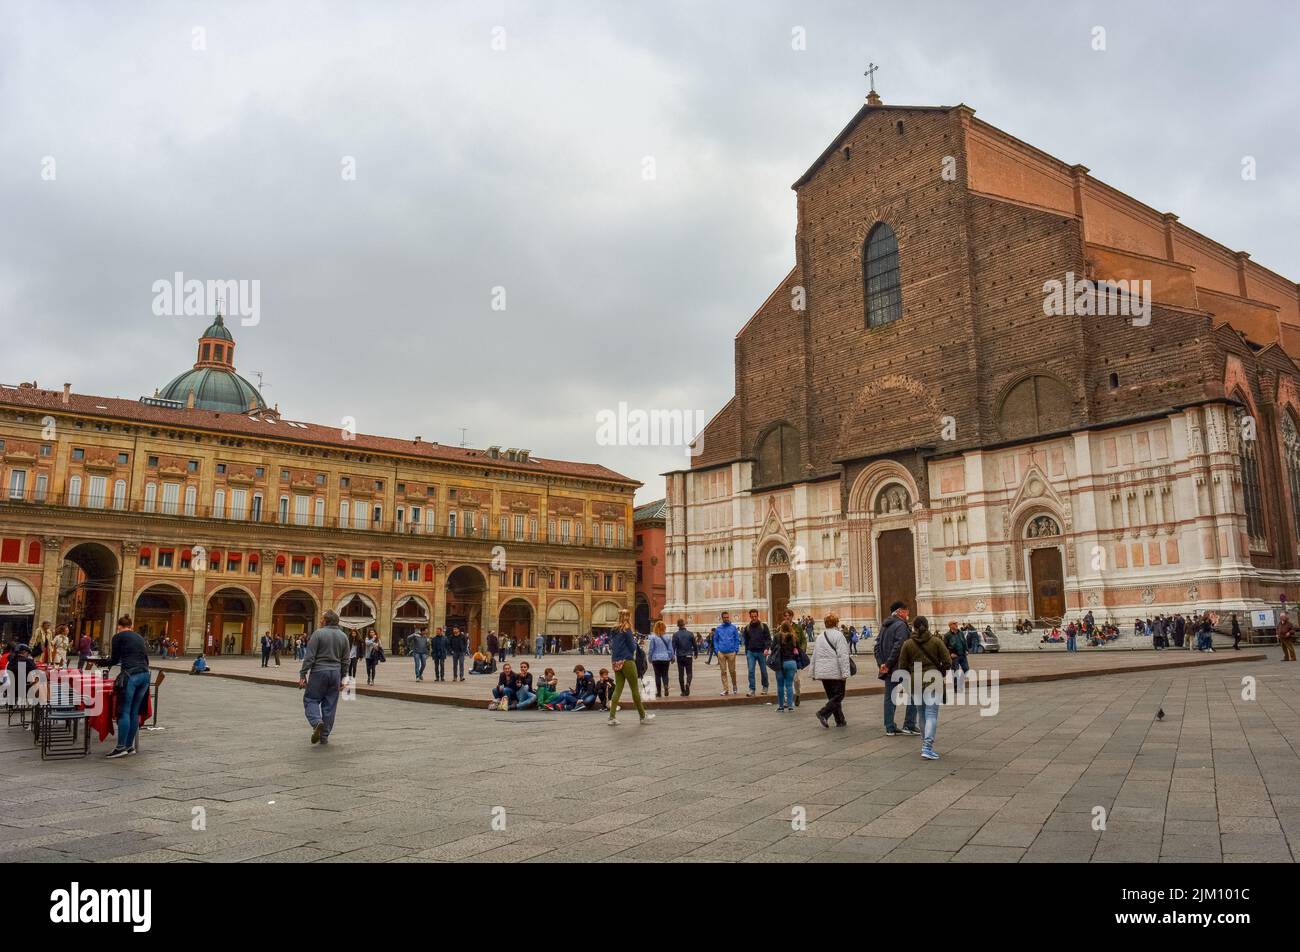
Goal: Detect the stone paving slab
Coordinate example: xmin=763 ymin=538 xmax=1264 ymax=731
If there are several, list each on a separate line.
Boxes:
xmin=150 ymin=646 xmax=1267 ymax=709
xmin=2 ymin=647 xmax=1298 ymax=863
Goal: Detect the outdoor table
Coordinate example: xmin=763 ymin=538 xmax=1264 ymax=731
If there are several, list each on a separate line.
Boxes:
xmin=35 ymin=665 xmax=153 ymax=743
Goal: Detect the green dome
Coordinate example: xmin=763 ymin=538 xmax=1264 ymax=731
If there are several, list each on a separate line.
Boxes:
xmin=201 ymin=315 xmax=235 ymax=341
xmin=159 ymin=367 xmax=265 ymax=413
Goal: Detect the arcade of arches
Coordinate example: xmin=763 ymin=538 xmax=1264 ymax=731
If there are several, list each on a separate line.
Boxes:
xmin=9 ymin=539 xmax=628 ymax=655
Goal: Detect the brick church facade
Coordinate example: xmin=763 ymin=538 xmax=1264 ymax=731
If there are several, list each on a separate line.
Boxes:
xmin=663 ymin=94 xmax=1300 ymax=634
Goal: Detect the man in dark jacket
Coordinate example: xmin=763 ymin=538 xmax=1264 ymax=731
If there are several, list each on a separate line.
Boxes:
xmin=875 ymin=601 xmax=918 ymax=736
xmin=944 ymin=620 xmax=969 ymax=691
xmin=742 ymin=609 xmax=771 ymax=697
xmin=429 ymin=627 xmax=449 ymax=681
xmin=672 ymin=620 xmax=698 ymax=696
xmin=448 ymin=628 xmax=468 ymax=681
xmin=407 ymin=630 xmax=430 ymax=681
xmin=1231 ymin=613 xmax=1241 ymax=651
xmin=485 ymin=630 xmax=499 ymax=662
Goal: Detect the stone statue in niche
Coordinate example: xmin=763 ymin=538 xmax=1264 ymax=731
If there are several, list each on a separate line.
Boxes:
xmin=876 ymin=484 xmax=911 ymax=515
xmin=1026 ymin=515 xmax=1061 ymax=539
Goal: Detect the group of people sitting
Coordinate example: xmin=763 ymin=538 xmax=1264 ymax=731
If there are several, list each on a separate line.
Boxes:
xmin=1040 ymin=618 xmax=1122 ymax=646
xmin=487 ymin=662 xmax=616 ymax=712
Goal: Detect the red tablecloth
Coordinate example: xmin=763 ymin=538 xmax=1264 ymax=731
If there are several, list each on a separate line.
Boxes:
xmin=37 ymin=667 xmax=153 ymax=742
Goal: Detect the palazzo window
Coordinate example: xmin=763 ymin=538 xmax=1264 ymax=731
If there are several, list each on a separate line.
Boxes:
xmin=754 ymin=423 xmax=801 ymax=486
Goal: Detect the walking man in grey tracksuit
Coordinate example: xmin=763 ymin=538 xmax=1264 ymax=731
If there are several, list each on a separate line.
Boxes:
xmin=299 ymin=610 xmax=351 ymax=746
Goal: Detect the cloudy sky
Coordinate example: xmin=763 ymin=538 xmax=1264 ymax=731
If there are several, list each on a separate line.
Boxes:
xmin=2 ymin=0 xmax=1297 ymax=502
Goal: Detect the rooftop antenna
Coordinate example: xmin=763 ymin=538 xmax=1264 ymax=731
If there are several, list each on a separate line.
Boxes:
xmin=458 ymin=426 xmax=468 ymax=447
xmin=252 ymin=371 xmax=268 ymax=393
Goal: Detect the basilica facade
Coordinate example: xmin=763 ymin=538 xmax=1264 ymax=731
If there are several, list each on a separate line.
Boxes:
xmin=663 ymin=94 xmax=1300 ymax=634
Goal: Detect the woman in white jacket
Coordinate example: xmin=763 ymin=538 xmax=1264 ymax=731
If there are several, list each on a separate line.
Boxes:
xmin=810 ymin=612 xmax=852 ymax=728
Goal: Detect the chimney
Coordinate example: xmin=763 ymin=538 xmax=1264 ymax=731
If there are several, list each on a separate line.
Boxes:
xmin=414 ymin=436 xmax=422 ymax=444
xmin=61 ymin=383 xmax=70 ymax=405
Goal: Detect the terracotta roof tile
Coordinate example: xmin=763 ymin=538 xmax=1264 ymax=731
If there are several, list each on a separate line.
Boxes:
xmin=0 ymin=384 xmax=639 ymax=486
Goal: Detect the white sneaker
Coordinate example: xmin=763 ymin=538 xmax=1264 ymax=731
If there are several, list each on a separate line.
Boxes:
xmin=640 ymin=713 xmax=655 ymax=724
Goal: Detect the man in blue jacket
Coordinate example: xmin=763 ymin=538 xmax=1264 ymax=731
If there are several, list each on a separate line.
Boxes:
xmin=712 ymin=611 xmax=741 ymax=696
xmin=875 ymin=600 xmax=918 ymax=736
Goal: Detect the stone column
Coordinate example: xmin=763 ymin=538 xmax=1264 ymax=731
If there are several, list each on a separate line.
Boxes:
xmin=186 ymin=555 xmax=209 ymax=653
xmin=378 ymin=558 xmax=395 ymax=644
xmin=118 ymin=541 xmax=139 ymax=625
xmin=35 ymin=535 xmax=63 ymax=626
xmin=581 ymin=569 xmax=594 ymax=631
xmin=256 ymin=547 xmax=276 ymax=637
xmin=321 ymin=552 xmax=338 ymax=620
xmin=433 ymin=560 xmax=447 ymax=632
xmin=485 ymin=568 xmax=500 ymax=636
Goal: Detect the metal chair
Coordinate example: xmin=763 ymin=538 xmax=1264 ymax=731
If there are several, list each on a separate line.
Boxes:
xmin=36 ymin=677 xmax=90 ymax=760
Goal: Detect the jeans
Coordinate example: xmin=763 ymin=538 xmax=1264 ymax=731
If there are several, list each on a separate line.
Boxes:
xmin=652 ymin=659 xmax=671 ymax=696
xmin=922 ymin=701 xmax=940 ymax=751
xmin=432 ymin=656 xmax=446 ymax=680
xmin=535 ymin=643 xmax=543 ymax=659
xmin=884 ymin=670 xmax=918 ymax=731
xmin=610 ymin=661 xmax=646 ymax=719
xmin=413 ymin=653 xmax=427 ymax=679
xmin=452 ymin=654 xmax=466 ymax=679
xmin=492 ymin=685 xmax=516 ymax=703
xmin=116 ymin=670 xmax=150 ymax=751
xmin=677 ymin=656 xmax=694 ymax=694
xmin=952 ymin=653 xmax=969 ymax=692
xmin=1066 ymin=634 xmax=1077 ymax=652
xmin=746 ymin=649 xmax=770 ymax=692
xmin=303 ymin=668 xmax=342 ymax=740
xmin=515 ymin=688 xmax=536 ymax=709
xmin=818 ymin=678 xmax=846 ymax=725
xmin=776 ymin=659 xmax=797 ymax=708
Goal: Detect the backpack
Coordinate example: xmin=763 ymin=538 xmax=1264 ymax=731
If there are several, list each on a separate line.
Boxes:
xmin=873 ymin=624 xmax=887 ymax=665
xmin=634 ymin=644 xmax=648 ymax=678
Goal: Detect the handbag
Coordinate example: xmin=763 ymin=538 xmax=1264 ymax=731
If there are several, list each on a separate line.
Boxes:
xmin=766 ymin=650 xmax=781 ymax=671
xmin=796 ymin=647 xmax=810 ymax=670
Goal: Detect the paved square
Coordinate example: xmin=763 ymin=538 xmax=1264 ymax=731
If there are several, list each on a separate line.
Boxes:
xmin=2 ymin=651 xmax=1298 ymax=863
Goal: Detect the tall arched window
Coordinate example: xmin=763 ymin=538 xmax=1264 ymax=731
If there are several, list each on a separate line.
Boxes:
xmin=1236 ymin=404 xmax=1265 ymax=541
xmin=1283 ymin=413 xmax=1300 ymax=541
xmin=864 ymin=222 xmax=902 ymax=328
xmin=754 ymin=423 xmax=802 ymax=486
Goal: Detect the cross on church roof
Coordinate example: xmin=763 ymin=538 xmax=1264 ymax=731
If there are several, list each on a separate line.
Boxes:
xmin=864 ymin=63 xmax=882 ymax=105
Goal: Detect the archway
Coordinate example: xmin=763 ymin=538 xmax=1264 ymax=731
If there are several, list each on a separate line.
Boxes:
xmin=207 ymin=587 xmax=255 ymax=656
xmin=273 ymin=590 xmax=317 ymax=651
xmin=134 ymin=584 xmax=186 ymax=654
xmin=1023 ymin=514 xmax=1066 ymax=622
xmin=499 ymin=598 xmax=533 ymax=648
xmin=875 ymin=529 xmax=916 ymax=623
xmin=634 ymin=593 xmax=651 ymax=634
xmin=591 ymin=600 xmax=621 ymax=639
xmin=392 ymin=594 xmax=430 ymax=653
xmin=58 ymin=542 xmax=120 ymax=646
xmin=546 ymin=599 xmax=581 ymax=648
xmin=765 ymin=547 xmax=791 ymax=623
xmin=446 ymin=565 xmax=487 ymax=649
xmin=0 ymin=577 xmax=36 ymax=645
